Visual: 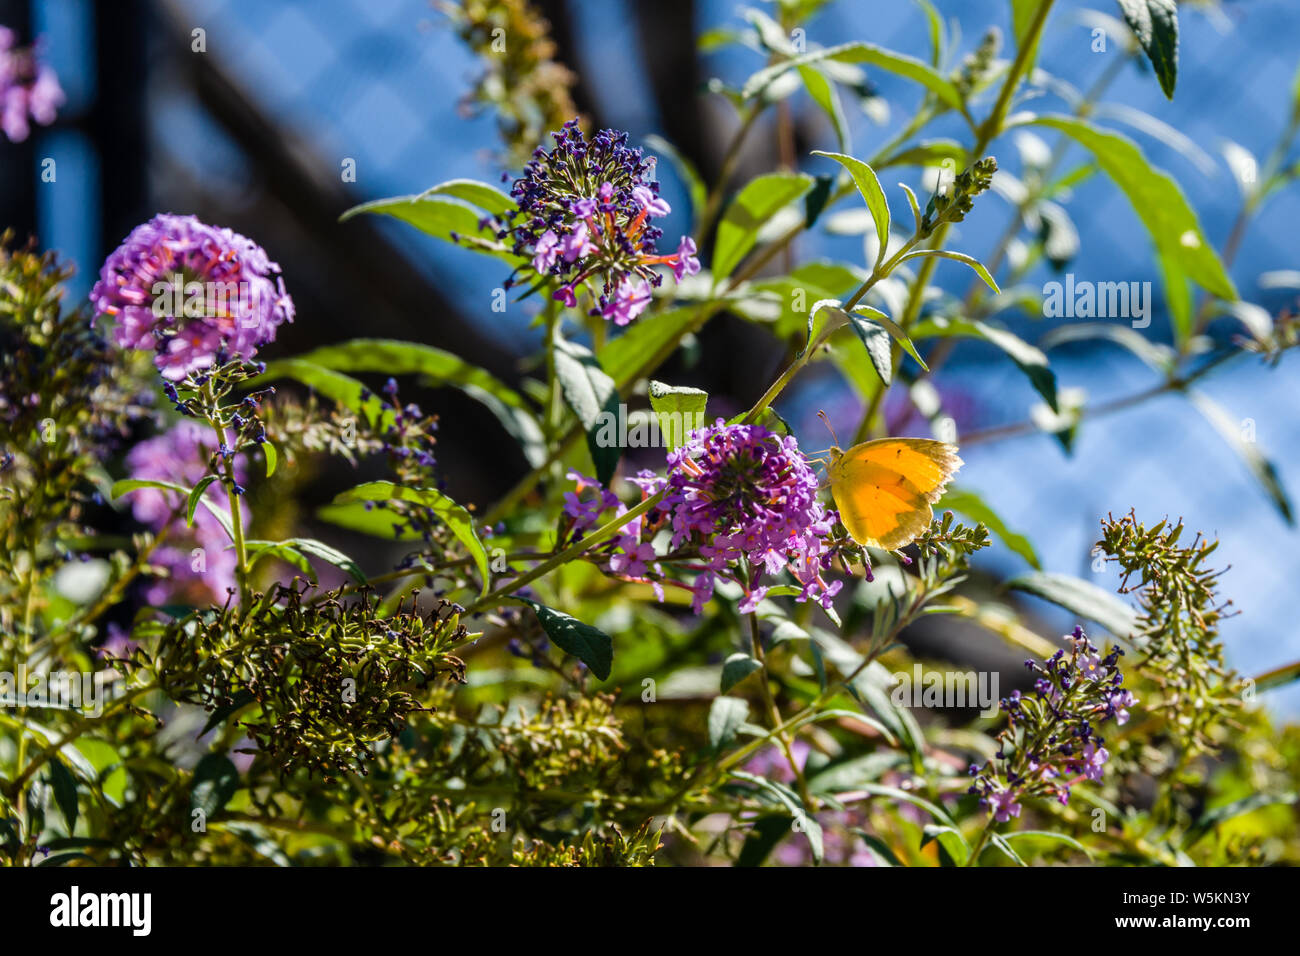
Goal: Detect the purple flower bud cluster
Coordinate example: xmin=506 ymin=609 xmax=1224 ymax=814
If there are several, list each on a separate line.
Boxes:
xmin=91 ymin=214 xmax=295 ymax=380
xmin=969 ymin=626 xmax=1134 ymax=821
xmin=125 ymin=421 xmax=250 ymax=607
xmin=0 ymin=27 xmax=63 ymax=143
xmin=563 ymin=421 xmax=843 ymax=615
xmin=502 ymin=119 xmax=700 ymax=325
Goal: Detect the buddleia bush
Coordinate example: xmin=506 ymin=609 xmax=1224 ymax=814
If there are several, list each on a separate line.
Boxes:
xmin=2 ymin=0 xmax=1298 ymax=868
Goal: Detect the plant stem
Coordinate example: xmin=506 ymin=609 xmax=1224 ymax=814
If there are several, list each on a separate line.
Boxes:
xmin=965 ymin=819 xmax=995 ymax=866
xmin=750 ymin=612 xmax=813 ymax=808
xmin=466 ymin=490 xmax=665 ymax=615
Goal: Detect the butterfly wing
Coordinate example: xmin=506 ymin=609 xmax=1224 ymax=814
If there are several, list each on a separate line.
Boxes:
xmin=828 ymin=438 xmax=962 ymax=550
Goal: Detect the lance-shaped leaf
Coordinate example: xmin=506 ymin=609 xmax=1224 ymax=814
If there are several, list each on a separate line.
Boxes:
xmin=282 ymin=337 xmax=544 ymax=466
xmin=554 ymin=332 xmax=621 ymax=486
xmin=332 ymin=481 xmax=491 ymax=595
xmin=911 ymin=315 xmax=1056 ymax=411
xmin=251 ymin=359 xmax=389 ymax=428
xmin=799 ymin=67 xmax=850 ymax=152
xmin=1188 ymin=390 xmax=1293 ymax=524
xmin=515 ymin=597 xmax=614 ymax=680
xmin=1117 ymin=0 xmax=1179 ymax=99
xmin=1007 ymin=571 xmax=1140 ymax=643
xmin=111 ymin=478 xmax=234 ymax=541
xmin=812 ymin=151 xmax=890 ymax=270
xmin=938 ymin=487 xmax=1041 ymax=569
xmin=1018 ymin=115 xmax=1236 ymax=341
xmin=713 ymin=172 xmax=814 ymax=280
xmin=648 ymin=381 xmax=708 ymax=451
xmin=742 ymin=41 xmax=966 ymax=113
xmin=899 ymin=249 xmax=999 ymax=292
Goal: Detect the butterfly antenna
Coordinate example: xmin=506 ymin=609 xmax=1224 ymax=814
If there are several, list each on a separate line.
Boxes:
xmin=817 ymin=409 xmax=840 ymax=448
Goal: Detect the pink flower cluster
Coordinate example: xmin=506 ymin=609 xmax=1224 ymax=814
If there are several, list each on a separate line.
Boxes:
xmin=563 ymin=421 xmax=843 ymax=615
xmin=91 ymin=214 xmax=294 ymax=380
xmin=0 ymin=27 xmax=62 ymax=143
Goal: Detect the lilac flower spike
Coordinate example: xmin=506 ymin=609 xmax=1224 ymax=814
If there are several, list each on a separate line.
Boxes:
xmin=970 ymin=627 xmax=1134 ymax=816
xmin=502 ymin=120 xmax=701 ymax=323
xmin=90 ymin=214 xmax=295 ymax=380
xmin=560 ymin=423 xmax=844 ymax=612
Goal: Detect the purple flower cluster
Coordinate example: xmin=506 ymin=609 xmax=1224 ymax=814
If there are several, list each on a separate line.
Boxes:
xmin=91 ymin=214 xmax=294 ymax=380
xmin=126 ymin=421 xmax=249 ymax=607
xmin=564 ymin=421 xmax=842 ymax=615
xmin=969 ymin=626 xmax=1134 ymax=821
xmin=504 ymin=120 xmax=699 ymax=325
xmin=0 ymin=27 xmax=62 ymax=142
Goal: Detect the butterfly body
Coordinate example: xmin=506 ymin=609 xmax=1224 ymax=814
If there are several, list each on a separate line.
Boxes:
xmin=825 ymin=438 xmax=962 ymax=550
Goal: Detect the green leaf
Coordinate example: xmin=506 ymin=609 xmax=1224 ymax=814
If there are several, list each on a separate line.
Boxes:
xmin=938 ymin=488 xmax=1041 ymax=569
xmin=332 ymin=481 xmax=491 ymax=595
xmin=855 ymin=782 xmax=956 ymax=828
xmin=244 ymin=540 xmax=318 ymax=585
xmin=262 ymin=441 xmax=278 ymax=478
xmin=920 ymin=823 xmax=969 ymax=866
xmin=199 ymin=690 xmax=257 ymax=737
xmin=516 ymin=598 xmax=613 ymax=680
xmin=808 ymin=752 xmax=907 ymax=793
xmin=1010 ymin=0 xmax=1048 ymax=73
xmin=811 ymin=151 xmax=890 ymax=270
xmin=737 ymin=815 xmax=796 ymax=867
xmin=47 ymin=756 xmax=79 ymax=833
xmin=720 ymin=652 xmax=763 ymax=693
xmin=899 ymin=249 xmax=999 ymax=292
xmin=285 ymin=537 xmax=366 ymax=585
xmin=713 ymin=172 xmax=814 ymax=280
xmin=898 ymin=182 xmax=923 ymax=234
xmin=272 ymin=339 xmax=545 ymax=464
xmin=554 ymin=332 xmax=621 ymax=486
xmin=644 ymin=135 xmax=707 ymax=231
xmin=1020 ymin=116 xmax=1236 ymax=331
xmin=190 ymin=753 xmax=240 ymax=820
xmin=911 ymin=315 xmax=1054 ymax=410
xmin=798 ymin=67 xmax=850 ymax=152
xmin=339 ymin=194 xmax=521 ymax=264
xmin=1183 ymin=791 xmax=1298 ymax=848
xmin=855 ymin=831 xmax=904 ymax=866
xmin=186 ymin=475 xmax=220 ymax=528
xmin=315 ymin=502 xmax=423 ymax=540
xmin=648 ymin=381 xmax=708 ymax=451
xmin=1251 ymin=659 xmax=1300 ymax=694
xmin=877 ymin=138 xmax=965 ymax=170
xmin=1116 ymin=0 xmax=1179 ymax=99
xmin=1188 ymin=391 xmax=1294 ymax=524
xmin=913 ymin=0 xmax=945 ymax=66
xmin=853 ymin=305 xmax=929 ymax=372
xmin=1040 ymin=322 xmax=1175 ymax=373
xmin=111 ymin=478 xmax=234 ymax=541
xmin=283 ymin=338 xmax=530 ymax=413
xmin=707 ymin=695 xmax=750 ymax=751
xmin=803 ymin=174 xmax=835 ymax=229
xmin=846 ymin=312 xmax=893 ymax=385
xmin=252 ymin=359 xmax=388 ymax=428
xmin=1006 ymin=571 xmax=1140 ymax=642
xmin=598 ymin=306 xmax=701 ymax=388
xmin=1001 ymin=829 xmax=1094 ymax=858
xmin=742 ymin=41 xmax=966 ymax=113
xmin=730 ymin=770 xmax=824 ymax=863
xmin=415 ymin=178 xmax=516 ymax=216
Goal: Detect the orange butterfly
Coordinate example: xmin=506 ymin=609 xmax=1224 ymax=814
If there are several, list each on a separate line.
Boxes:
xmin=824 ymin=436 xmax=962 ymax=551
